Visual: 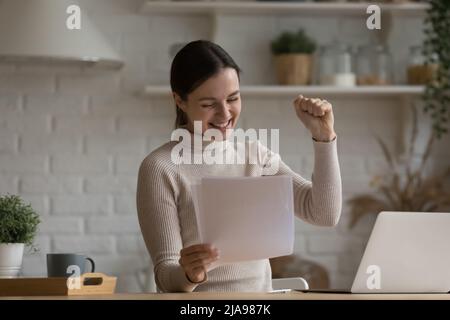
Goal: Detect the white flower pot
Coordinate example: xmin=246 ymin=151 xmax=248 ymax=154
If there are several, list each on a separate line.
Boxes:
xmin=0 ymin=243 xmax=25 ymax=278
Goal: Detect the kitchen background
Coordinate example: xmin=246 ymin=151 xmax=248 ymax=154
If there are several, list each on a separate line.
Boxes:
xmin=0 ymin=0 xmax=449 ymax=292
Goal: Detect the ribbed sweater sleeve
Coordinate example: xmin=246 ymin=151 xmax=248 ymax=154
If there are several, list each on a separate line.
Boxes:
xmin=264 ymin=138 xmax=342 ymax=226
xmin=136 ymin=155 xmax=199 ymax=293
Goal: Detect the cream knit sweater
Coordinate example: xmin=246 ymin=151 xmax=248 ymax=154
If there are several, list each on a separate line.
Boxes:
xmin=136 ymin=135 xmax=342 ymax=293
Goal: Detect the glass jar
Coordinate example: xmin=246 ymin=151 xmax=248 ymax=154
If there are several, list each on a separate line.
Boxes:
xmin=374 ymin=45 xmax=392 ymax=85
xmin=333 ymin=44 xmax=356 ymax=87
xmin=317 ymin=43 xmax=356 ymax=87
xmin=407 ymin=45 xmax=438 ymax=85
xmin=356 ymin=44 xmax=392 ymax=85
xmin=316 ymin=44 xmax=336 ymax=85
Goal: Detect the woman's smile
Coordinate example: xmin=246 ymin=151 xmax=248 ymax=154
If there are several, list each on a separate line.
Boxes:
xmin=208 ymin=118 xmax=233 ymax=132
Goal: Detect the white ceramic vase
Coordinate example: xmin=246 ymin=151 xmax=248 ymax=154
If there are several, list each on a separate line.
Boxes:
xmin=0 ymin=243 xmax=25 ymax=278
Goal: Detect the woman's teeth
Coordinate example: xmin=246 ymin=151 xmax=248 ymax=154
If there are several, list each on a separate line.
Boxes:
xmin=210 ymin=119 xmax=231 ymax=129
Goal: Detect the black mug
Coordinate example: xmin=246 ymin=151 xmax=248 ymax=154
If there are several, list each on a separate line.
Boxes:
xmin=47 ymin=253 xmax=95 ymax=278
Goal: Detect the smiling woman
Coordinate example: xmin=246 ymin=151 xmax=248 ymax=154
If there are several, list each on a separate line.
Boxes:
xmin=136 ymin=40 xmax=342 ymax=293
xmin=174 ymin=68 xmax=240 ymax=140
xmin=170 ymin=41 xmax=242 ymax=140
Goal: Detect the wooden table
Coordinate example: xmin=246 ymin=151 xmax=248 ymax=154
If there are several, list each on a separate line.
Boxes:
xmin=1 ymin=291 xmax=449 ymax=300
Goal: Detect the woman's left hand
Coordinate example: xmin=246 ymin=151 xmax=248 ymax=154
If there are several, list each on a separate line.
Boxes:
xmin=293 ymin=95 xmax=336 ymax=142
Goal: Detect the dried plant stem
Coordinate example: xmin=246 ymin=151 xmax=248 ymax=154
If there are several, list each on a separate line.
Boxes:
xmin=418 ymin=132 xmax=435 ymax=178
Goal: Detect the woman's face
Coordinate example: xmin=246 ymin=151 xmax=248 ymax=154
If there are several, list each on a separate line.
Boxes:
xmin=174 ymin=67 xmax=241 ymax=140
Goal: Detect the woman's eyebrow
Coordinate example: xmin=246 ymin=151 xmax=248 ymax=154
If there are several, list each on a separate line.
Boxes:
xmin=198 ymin=90 xmax=240 ymax=101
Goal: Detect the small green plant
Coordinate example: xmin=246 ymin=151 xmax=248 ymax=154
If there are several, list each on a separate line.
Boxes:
xmin=271 ymin=29 xmax=317 ymax=55
xmin=0 ymin=194 xmax=40 ymax=247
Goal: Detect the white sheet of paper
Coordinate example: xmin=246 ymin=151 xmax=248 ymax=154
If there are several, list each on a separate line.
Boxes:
xmin=192 ymin=175 xmax=294 ymax=263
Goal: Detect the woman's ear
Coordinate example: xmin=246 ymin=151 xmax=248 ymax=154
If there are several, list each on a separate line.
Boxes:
xmin=173 ymin=92 xmax=187 ymax=112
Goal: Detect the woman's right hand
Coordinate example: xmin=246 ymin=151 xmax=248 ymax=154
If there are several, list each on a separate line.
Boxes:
xmin=179 ymin=244 xmax=220 ymax=283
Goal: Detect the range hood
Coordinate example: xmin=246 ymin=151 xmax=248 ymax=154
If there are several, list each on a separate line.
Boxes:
xmin=0 ymin=0 xmax=123 ymax=69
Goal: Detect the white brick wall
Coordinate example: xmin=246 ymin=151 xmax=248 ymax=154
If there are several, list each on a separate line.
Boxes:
xmin=86 ymin=216 xmax=141 ymax=234
xmin=51 ymin=195 xmax=112 ymax=215
xmin=52 ymin=235 xmax=116 ymax=254
xmin=51 ymin=155 xmax=112 ymax=174
xmin=57 ymin=73 xmax=121 ymax=95
xmin=20 ymin=134 xmax=83 ymax=155
xmin=53 ymin=115 xmax=116 ymax=135
xmin=0 ymin=176 xmax=18 ymax=194
xmin=85 ymin=135 xmax=146 ymax=154
xmin=24 ymin=94 xmax=89 ymax=115
xmin=84 ymin=176 xmax=137 ymax=194
xmin=0 ymin=74 xmax=56 ymax=93
xmin=20 ymin=176 xmax=83 ymax=194
xmin=114 ymin=155 xmax=143 ymax=175
xmin=1 ymin=115 xmax=51 ymax=134
xmin=0 ymin=0 xmax=447 ymax=293
xmin=0 ymin=91 xmax=21 ymax=114
xmin=114 ymin=195 xmax=137 ymax=215
xmin=0 ymin=133 xmax=17 ymax=154
xmin=39 ymin=216 xmax=84 ymax=234
xmin=117 ymin=115 xmax=174 ymax=136
xmin=116 ymin=235 xmax=148 ymax=254
xmin=0 ymin=155 xmax=48 ymax=174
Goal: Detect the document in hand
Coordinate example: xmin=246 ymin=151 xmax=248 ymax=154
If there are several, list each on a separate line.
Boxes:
xmin=191 ymin=175 xmax=294 ymax=263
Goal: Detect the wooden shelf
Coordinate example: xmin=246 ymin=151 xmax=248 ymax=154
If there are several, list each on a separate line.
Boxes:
xmin=140 ymin=2 xmax=427 ymax=98
xmin=140 ymin=1 xmax=428 ymax=16
xmin=143 ymin=85 xmax=424 ymax=98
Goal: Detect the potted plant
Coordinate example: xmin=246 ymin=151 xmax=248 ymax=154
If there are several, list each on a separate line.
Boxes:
xmin=271 ymin=28 xmax=316 ymax=85
xmin=0 ymin=194 xmax=40 ymax=278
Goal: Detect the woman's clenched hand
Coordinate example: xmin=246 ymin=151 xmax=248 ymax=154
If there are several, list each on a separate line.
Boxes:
xmin=293 ymin=95 xmax=336 ymax=142
xmin=179 ymin=244 xmax=220 ymax=283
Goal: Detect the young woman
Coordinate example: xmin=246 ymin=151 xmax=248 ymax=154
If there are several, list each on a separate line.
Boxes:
xmin=137 ymin=40 xmax=342 ymax=293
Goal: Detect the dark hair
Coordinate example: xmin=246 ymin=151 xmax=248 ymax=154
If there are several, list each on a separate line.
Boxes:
xmin=170 ymin=40 xmax=242 ymax=128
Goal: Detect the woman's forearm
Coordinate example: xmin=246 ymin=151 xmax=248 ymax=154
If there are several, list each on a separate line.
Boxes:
xmin=276 ymin=137 xmax=342 ymax=227
xmin=304 ymin=137 xmax=342 ymax=226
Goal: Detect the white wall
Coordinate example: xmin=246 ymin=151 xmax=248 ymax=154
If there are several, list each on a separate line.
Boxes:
xmin=0 ymin=0 xmax=448 ymax=292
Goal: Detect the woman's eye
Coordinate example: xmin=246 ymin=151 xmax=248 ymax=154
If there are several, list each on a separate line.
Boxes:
xmin=202 ymin=97 xmax=238 ymax=108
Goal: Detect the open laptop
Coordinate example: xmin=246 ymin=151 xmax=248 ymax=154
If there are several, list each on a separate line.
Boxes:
xmin=299 ymin=211 xmax=450 ymax=294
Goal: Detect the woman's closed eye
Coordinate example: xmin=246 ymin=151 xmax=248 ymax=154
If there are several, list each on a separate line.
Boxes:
xmin=201 ymin=102 xmax=215 ymax=108
xmin=202 ymin=97 xmax=239 ymax=108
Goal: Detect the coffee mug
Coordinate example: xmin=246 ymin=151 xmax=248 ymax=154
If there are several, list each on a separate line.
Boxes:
xmin=47 ymin=253 xmax=95 ymax=278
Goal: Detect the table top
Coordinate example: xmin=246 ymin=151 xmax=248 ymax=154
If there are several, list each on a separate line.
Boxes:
xmin=1 ymin=291 xmax=450 ymax=300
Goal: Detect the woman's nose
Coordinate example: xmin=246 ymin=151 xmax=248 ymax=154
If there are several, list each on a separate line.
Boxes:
xmin=216 ymin=102 xmax=231 ymax=118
